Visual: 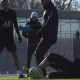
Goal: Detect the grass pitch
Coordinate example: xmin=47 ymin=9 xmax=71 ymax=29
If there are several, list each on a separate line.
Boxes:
xmin=0 ymin=76 xmax=29 ymax=80
xmin=0 ymin=76 xmax=80 ymax=80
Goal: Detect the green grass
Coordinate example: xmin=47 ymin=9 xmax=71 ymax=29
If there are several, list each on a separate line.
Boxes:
xmin=0 ymin=76 xmax=80 ymax=80
xmin=0 ymin=76 xmax=29 ymax=80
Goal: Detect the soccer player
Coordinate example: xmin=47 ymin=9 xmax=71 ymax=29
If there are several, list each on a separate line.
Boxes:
xmin=26 ymin=53 xmax=80 ymax=79
xmin=39 ymin=53 xmax=80 ymax=78
xmin=22 ymin=11 xmax=42 ymax=77
xmin=0 ymin=0 xmax=25 ymax=78
xmin=35 ymin=0 xmax=59 ymax=76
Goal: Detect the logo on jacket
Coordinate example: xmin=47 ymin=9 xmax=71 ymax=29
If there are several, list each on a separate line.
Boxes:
xmin=1 ymin=21 xmax=12 ymax=27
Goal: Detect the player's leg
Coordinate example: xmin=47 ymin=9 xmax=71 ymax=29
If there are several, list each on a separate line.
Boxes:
xmin=0 ymin=39 xmax=5 ymax=54
xmin=39 ymin=53 xmax=72 ymax=75
xmin=35 ymin=38 xmax=56 ymax=76
xmin=10 ymin=51 xmax=25 ymax=78
xmin=44 ymin=52 xmax=59 ymax=70
xmin=49 ymin=57 xmax=80 ymax=78
xmin=23 ymin=45 xmax=37 ymax=77
xmin=39 ymin=58 xmax=51 ymax=69
xmin=26 ymin=45 xmax=37 ymax=68
xmin=27 ymin=53 xmax=70 ymax=79
xmin=10 ymin=52 xmax=20 ymax=70
xmin=39 ymin=54 xmax=59 ymax=70
xmin=6 ymin=39 xmax=25 ymax=78
xmin=46 ymin=53 xmax=72 ymax=71
xmin=49 ymin=63 xmax=59 ymax=71
xmin=39 ymin=53 xmax=72 ymax=78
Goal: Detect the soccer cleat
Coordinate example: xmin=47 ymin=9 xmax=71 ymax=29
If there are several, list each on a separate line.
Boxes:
xmin=18 ymin=74 xmax=26 ymax=78
xmin=46 ymin=75 xmax=49 ymax=79
xmin=23 ymin=67 xmax=29 ymax=74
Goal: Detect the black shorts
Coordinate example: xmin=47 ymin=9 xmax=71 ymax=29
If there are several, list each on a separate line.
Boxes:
xmin=0 ymin=38 xmax=16 ymax=52
xmin=47 ymin=53 xmax=72 ymax=70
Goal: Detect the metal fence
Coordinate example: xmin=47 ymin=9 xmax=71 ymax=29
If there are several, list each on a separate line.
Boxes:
xmin=0 ymin=9 xmax=80 ymax=74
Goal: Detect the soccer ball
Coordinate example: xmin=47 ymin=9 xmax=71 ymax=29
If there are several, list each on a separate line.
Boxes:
xmin=29 ymin=66 xmax=43 ymax=79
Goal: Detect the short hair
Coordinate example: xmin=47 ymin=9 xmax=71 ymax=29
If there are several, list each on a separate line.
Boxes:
xmin=1 ymin=0 xmax=9 ymax=3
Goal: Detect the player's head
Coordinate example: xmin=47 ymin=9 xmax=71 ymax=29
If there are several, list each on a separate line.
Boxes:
xmin=30 ymin=11 xmax=38 ymax=22
xmin=0 ymin=0 xmax=10 ymax=11
xmin=40 ymin=0 xmax=51 ymax=7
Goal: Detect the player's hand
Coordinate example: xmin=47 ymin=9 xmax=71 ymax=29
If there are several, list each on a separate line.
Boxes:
xmin=18 ymin=36 xmax=22 ymax=42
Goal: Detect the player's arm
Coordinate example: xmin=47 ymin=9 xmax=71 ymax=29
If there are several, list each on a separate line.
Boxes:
xmin=13 ymin=11 xmax=22 ymax=42
xmin=40 ymin=8 xmax=58 ymax=33
xmin=36 ymin=8 xmax=58 ymax=38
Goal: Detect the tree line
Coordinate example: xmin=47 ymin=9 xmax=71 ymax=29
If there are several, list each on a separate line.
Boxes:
xmin=5 ymin=0 xmax=80 ymax=11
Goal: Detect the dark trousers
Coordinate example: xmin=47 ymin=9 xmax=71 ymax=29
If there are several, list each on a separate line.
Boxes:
xmin=35 ymin=37 xmax=56 ymax=76
xmin=27 ymin=45 xmax=37 ymax=68
xmin=49 ymin=57 xmax=80 ymax=78
xmin=69 ymin=58 xmax=80 ymax=78
xmin=47 ymin=53 xmax=75 ymax=78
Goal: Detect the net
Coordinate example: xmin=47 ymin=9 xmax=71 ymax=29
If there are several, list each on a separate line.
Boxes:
xmin=0 ymin=35 xmax=74 ymax=74
xmin=0 ymin=19 xmax=77 ymax=75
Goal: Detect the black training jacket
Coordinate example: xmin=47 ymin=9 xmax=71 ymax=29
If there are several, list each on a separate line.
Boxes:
xmin=0 ymin=9 xmax=21 ymax=39
xmin=22 ymin=18 xmax=42 ymax=45
xmin=42 ymin=2 xmax=58 ymax=42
